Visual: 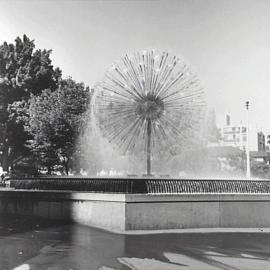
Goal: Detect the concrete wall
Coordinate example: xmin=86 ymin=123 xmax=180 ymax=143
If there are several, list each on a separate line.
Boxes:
xmin=125 ymin=194 xmax=270 ymax=230
xmin=1 ymin=190 xmax=270 ymax=232
xmin=0 ymin=190 xmax=126 ymax=231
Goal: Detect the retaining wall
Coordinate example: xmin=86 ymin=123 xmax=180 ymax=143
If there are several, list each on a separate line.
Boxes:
xmin=1 ymin=189 xmax=270 ymax=232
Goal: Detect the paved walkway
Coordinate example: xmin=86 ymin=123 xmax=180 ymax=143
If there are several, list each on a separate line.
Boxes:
xmin=1 ymin=215 xmax=270 ymax=270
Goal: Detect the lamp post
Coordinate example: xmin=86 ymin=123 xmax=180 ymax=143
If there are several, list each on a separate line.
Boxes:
xmin=245 ymin=101 xmax=251 ymax=179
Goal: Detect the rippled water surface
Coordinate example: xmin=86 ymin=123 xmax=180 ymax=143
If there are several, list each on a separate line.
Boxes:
xmin=2 ymin=215 xmax=270 ymax=270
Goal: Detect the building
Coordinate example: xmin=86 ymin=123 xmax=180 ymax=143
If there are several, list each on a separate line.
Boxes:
xmin=219 ymin=115 xmax=247 ymax=150
xmin=258 ymin=132 xmax=266 ymax=151
xmin=206 ymin=114 xmax=270 ymax=166
xmin=219 ymin=115 xmax=266 ymax=152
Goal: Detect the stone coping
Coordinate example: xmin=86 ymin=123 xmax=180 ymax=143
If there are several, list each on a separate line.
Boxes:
xmin=1 ymin=189 xmax=270 ymax=202
xmin=109 ymin=227 xmax=270 ymax=235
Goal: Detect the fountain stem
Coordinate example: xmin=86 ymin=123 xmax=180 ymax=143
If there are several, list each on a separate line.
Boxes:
xmin=147 ymin=118 xmax=152 ymax=176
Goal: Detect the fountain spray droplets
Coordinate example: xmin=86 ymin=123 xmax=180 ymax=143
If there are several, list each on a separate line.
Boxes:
xmin=93 ymin=50 xmax=206 ymax=175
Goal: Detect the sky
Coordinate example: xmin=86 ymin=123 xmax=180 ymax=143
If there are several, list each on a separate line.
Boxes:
xmin=1 ymin=0 xmax=270 ymax=132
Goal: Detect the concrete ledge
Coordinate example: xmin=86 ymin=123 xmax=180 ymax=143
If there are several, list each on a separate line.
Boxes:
xmin=1 ymin=189 xmax=270 ymax=232
xmin=125 ymin=193 xmax=270 ymax=202
xmin=115 ymin=227 xmax=270 ymax=235
xmin=0 ymin=189 xmax=126 ymax=202
xmin=3 ymin=189 xmax=270 ymax=201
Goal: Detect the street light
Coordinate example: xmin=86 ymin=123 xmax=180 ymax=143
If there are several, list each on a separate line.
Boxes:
xmin=245 ymin=101 xmax=251 ymax=178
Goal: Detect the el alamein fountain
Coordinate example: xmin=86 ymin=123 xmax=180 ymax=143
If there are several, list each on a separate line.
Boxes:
xmin=93 ymin=49 xmax=205 ymax=177
xmin=5 ymin=50 xmax=270 ymax=232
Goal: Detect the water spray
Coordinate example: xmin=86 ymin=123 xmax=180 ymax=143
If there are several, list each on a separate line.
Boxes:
xmin=93 ymin=50 xmax=206 ymax=176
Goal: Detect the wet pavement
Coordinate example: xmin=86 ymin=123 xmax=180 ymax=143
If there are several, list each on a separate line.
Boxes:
xmin=1 ymin=215 xmax=270 ymax=270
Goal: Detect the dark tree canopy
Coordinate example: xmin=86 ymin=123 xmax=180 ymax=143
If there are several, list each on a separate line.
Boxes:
xmin=25 ymin=78 xmax=90 ymax=174
xmin=0 ymin=35 xmax=62 ymax=171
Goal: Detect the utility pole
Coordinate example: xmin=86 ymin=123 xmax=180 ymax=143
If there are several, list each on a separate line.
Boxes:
xmin=246 ymin=101 xmax=251 ymax=179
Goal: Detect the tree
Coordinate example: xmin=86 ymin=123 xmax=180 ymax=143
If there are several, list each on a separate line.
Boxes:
xmin=251 ymin=160 xmax=270 ymax=179
xmin=0 ymin=35 xmax=61 ymax=172
xmin=25 ymin=78 xmax=90 ymax=174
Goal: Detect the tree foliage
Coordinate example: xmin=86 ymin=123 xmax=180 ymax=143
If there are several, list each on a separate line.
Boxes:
xmin=0 ymin=35 xmax=61 ymax=171
xmin=25 ymin=78 xmax=90 ymax=174
xmin=251 ymin=160 xmax=270 ymax=179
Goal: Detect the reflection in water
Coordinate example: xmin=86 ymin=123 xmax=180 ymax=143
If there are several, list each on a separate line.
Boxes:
xmin=1 ymin=215 xmax=270 ymax=270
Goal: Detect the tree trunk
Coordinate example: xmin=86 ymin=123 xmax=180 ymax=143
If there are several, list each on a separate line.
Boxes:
xmin=63 ymin=159 xmax=69 ymax=175
xmin=2 ymin=145 xmax=9 ymax=172
xmin=1 ymin=126 xmax=9 ymax=172
xmin=47 ymin=166 xmax=52 ymax=175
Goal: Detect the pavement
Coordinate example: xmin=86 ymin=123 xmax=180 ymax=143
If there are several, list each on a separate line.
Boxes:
xmin=1 ymin=215 xmax=270 ymax=270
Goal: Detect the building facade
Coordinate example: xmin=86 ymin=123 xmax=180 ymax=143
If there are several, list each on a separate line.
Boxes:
xmin=219 ymin=115 xmax=265 ymax=152
xmin=219 ymin=115 xmax=247 ymax=150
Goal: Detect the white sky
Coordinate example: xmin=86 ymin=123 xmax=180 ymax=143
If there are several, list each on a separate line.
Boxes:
xmin=1 ymin=0 xmax=270 ymax=132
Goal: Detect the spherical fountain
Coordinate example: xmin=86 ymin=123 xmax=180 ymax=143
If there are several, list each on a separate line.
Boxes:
xmin=93 ymin=49 xmax=206 ymax=176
